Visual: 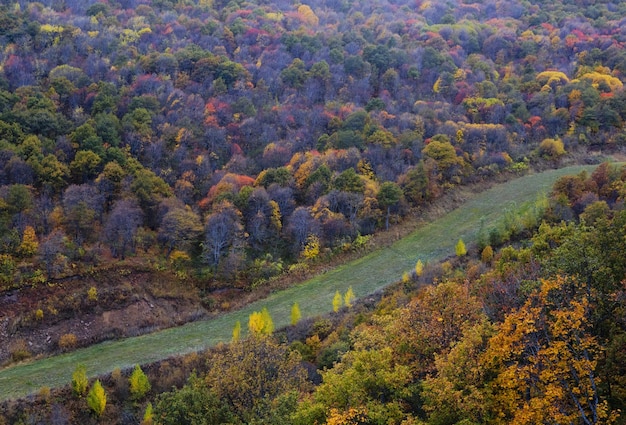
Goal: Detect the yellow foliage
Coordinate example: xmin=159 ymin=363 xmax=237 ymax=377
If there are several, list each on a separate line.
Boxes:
xmin=415 ymin=259 xmax=424 ymax=277
xmin=402 ymin=272 xmax=410 ymax=284
xmin=297 ymin=4 xmax=319 ymax=27
xmin=302 ymin=234 xmax=321 ymax=261
xmin=291 ymin=302 xmax=302 ymax=325
xmin=536 ymin=70 xmax=570 ymax=84
xmin=344 ymin=286 xmax=355 ymax=308
xmin=248 ymin=307 xmax=274 ymax=335
xmin=19 ymin=226 xmax=38 ymax=257
xmin=333 ymin=290 xmax=342 ymax=312
xmin=538 ymin=138 xmax=566 ymax=159
xmin=575 ymin=72 xmax=623 ymax=91
xmin=325 ymin=407 xmax=369 ymax=425
xmin=455 ymin=239 xmax=467 ymax=257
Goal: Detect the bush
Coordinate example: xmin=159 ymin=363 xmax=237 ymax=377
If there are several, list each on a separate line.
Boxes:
xmin=58 ymin=333 xmax=78 ymax=351
xmin=10 ymin=340 xmax=31 ymax=362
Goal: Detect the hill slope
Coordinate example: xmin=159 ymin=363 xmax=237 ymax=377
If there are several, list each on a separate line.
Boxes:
xmin=0 ymin=164 xmax=597 ymax=401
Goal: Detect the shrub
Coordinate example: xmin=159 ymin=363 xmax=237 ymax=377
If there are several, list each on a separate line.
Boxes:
xmin=59 ymin=333 xmax=78 ymax=351
xmin=87 ymin=286 xmax=98 ymax=302
xmin=481 ymin=245 xmax=494 ymax=263
xmin=10 ymin=340 xmax=31 ymax=362
xmin=538 ymin=138 xmax=566 ymax=159
xmin=35 ymin=309 xmax=44 ymax=320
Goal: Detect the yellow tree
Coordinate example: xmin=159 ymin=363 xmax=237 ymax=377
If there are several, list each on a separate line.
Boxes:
xmin=415 ymin=259 xmax=424 ymax=277
xmin=87 ymin=379 xmax=106 ymax=417
xmin=19 ymin=226 xmax=38 ymax=257
xmin=129 ymin=364 xmax=151 ymax=401
xmin=249 ymin=307 xmax=274 ymax=336
xmin=291 ymin=302 xmax=302 ymax=325
xmin=333 ymin=290 xmax=343 ymax=312
xmin=483 ymin=276 xmax=618 ymax=425
xmin=72 ymin=364 xmax=88 ymax=397
xmin=344 ymin=286 xmax=355 ymax=308
xmin=455 ymin=238 xmax=467 ymax=257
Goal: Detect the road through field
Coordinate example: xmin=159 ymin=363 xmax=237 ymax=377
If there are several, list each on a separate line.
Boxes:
xmin=0 ymin=165 xmax=597 ymax=401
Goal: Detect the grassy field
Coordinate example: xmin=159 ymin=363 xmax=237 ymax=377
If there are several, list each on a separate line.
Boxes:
xmin=0 ymin=165 xmax=597 ymax=401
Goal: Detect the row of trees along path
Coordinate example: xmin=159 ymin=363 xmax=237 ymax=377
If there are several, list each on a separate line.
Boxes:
xmin=0 ymin=165 xmax=598 ymax=401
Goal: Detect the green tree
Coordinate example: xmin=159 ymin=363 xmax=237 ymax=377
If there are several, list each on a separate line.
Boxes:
xmin=72 ymin=363 xmax=88 ymax=397
xmin=129 ymin=364 xmax=151 ymax=401
xmin=157 ymin=205 xmax=203 ymax=257
xmin=153 ymin=374 xmax=239 ymax=425
xmin=87 ymin=379 xmax=106 ymax=417
xmin=291 ymin=302 xmax=302 ymax=326
xmin=70 ymin=150 xmax=102 ymax=183
xmin=294 ymin=347 xmax=415 ymax=425
xmin=377 ymin=181 xmax=403 ymax=230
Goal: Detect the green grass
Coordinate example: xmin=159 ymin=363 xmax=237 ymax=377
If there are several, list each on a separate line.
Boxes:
xmin=0 ymin=165 xmax=597 ymax=401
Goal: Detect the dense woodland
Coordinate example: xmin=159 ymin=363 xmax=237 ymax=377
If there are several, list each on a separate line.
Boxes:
xmin=1 ymin=0 xmax=626 ymax=287
xmin=2 ymin=0 xmax=626 ymax=422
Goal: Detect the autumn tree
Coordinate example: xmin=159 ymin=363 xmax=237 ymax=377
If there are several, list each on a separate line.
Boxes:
xmin=248 ymin=307 xmax=274 ymax=336
xmin=204 ymin=336 xmax=308 ymax=422
xmin=157 ymin=205 xmax=203 ymax=256
xmin=72 ymin=364 xmax=88 ymax=397
xmin=291 ymin=302 xmax=302 ymax=325
xmin=333 ymin=290 xmax=343 ymax=312
xmin=455 ymin=238 xmax=467 ymax=257
xmin=482 ymin=276 xmax=618 ymax=424
xmin=87 ymin=379 xmax=106 ymax=417
xmin=129 ymin=364 xmax=151 ymax=401
xmin=294 ymin=347 xmax=415 ymax=425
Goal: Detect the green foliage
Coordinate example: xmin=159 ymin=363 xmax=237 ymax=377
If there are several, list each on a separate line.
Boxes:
xmin=129 ymin=364 xmax=151 ymax=401
xmin=142 ymin=402 xmax=153 ymax=425
xmin=87 ymin=379 xmax=106 ymax=417
xmin=154 ymin=374 xmax=239 ymax=425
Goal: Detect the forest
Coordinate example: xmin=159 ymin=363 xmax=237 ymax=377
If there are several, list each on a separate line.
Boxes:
xmin=1 ymin=0 xmax=626 ymax=422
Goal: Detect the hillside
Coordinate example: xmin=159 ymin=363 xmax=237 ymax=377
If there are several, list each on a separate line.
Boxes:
xmin=2 ymin=0 xmax=626 ymax=422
